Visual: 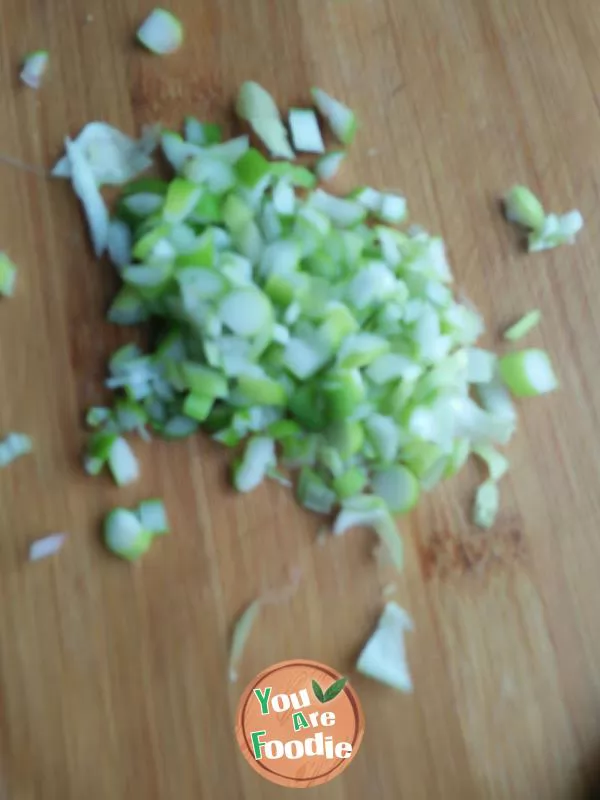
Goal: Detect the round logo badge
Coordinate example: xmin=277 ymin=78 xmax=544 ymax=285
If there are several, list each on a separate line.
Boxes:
xmin=235 ymin=659 xmax=364 ymax=788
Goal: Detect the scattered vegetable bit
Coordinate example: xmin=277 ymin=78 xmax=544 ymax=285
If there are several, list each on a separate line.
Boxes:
xmin=503 ymin=309 xmax=542 ymax=341
xmin=233 ymin=437 xmax=276 ymax=493
xmin=229 ymin=598 xmax=262 ymax=682
xmin=472 ymin=443 xmax=509 ymax=482
xmin=0 ymin=253 xmax=17 ymax=297
xmin=316 ymin=151 xmax=345 ymax=182
xmin=137 ymin=498 xmax=170 ymax=535
xmin=0 ymin=433 xmax=32 ymax=468
xmin=29 ymin=533 xmax=66 ymax=562
xmin=503 ymin=186 xmax=583 ymax=251
xmin=236 ymin=82 xmax=294 ymax=159
xmin=333 ymin=496 xmax=404 ymax=572
xmin=104 ymin=508 xmax=152 ymax=560
xmin=64 ymin=137 xmax=109 ymax=256
xmin=52 ymin=123 xmax=157 ymax=186
xmin=504 ymin=185 xmax=545 ymax=231
xmin=107 ymin=437 xmax=139 ymax=486
xmin=356 ymin=602 xmax=414 ymax=691
xmin=20 ymin=50 xmax=49 ymax=89
xmin=137 ymin=8 xmax=183 ymax=55
xmin=288 ymin=109 xmax=325 ymax=154
xmin=311 ymin=87 xmax=357 ymax=145
xmin=528 ymin=211 xmax=584 ymax=252
xmin=473 ymin=479 xmax=500 ymax=529
xmin=499 ymin=349 xmax=559 ymax=397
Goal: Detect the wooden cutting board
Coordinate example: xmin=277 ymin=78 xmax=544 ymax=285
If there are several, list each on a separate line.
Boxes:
xmin=1 ymin=0 xmax=600 ymax=797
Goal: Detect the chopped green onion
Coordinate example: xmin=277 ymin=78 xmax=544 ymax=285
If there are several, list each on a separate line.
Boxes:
xmin=137 ymin=8 xmax=183 ymax=54
xmin=107 ymin=437 xmax=139 ymax=486
xmin=104 ymin=508 xmax=153 ymax=560
xmin=311 ymin=88 xmax=358 ymax=145
xmin=20 ymin=50 xmax=49 ymax=89
xmin=236 ymin=82 xmax=294 ymax=159
xmin=472 ymin=443 xmax=509 ymax=481
xmin=371 ymin=465 xmax=420 ymax=514
xmin=0 ymin=433 xmax=32 ymax=468
xmin=288 ymin=109 xmax=325 ymax=154
xmin=0 ymin=253 xmax=17 ymax=296
xmin=297 ymin=468 xmax=336 ymax=513
xmin=316 ymin=151 xmax=345 ymax=182
xmin=64 ymin=136 xmax=109 ymax=256
xmin=53 ymin=123 xmax=157 ymax=186
xmin=473 ymin=479 xmax=500 ymax=529
xmin=86 ymin=406 xmax=112 ymax=428
xmin=184 ymin=117 xmax=222 ymax=145
xmin=233 ymin=436 xmax=275 ymax=492
xmin=333 ymin=495 xmax=403 ymax=571
xmin=379 ymin=194 xmax=407 ymax=224
xmin=64 ymin=84 xmax=565 ymax=561
xmin=29 ymin=533 xmax=66 ymax=561
xmin=499 ymin=349 xmax=559 ymax=397
xmin=137 ymin=498 xmax=170 ymax=535
xmin=229 ymin=599 xmax=261 ymax=682
xmin=504 ymin=185 xmax=545 ymax=231
xmin=527 ymin=211 xmax=584 ymax=252
xmin=356 ymin=602 xmax=413 ymax=692
xmin=503 ymin=309 xmax=542 ymax=341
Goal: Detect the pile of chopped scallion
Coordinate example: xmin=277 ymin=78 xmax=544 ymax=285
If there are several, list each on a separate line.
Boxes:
xmin=47 ymin=78 xmax=579 ymax=689
xmin=49 ymin=82 xmax=567 ymax=574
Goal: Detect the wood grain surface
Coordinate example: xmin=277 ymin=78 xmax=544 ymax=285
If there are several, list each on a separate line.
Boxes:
xmin=1 ymin=0 xmax=600 ymax=797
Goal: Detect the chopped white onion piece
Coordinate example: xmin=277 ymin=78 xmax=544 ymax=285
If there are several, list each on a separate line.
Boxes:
xmin=64 ymin=137 xmax=109 ymax=256
xmin=53 ymin=123 xmax=156 ymax=186
xmin=29 ymin=533 xmax=66 ymax=561
xmin=288 ymin=109 xmax=325 ymax=154
xmin=311 ymin=87 xmax=357 ymax=145
xmin=473 ymin=479 xmax=500 ymax=529
xmin=20 ymin=50 xmax=49 ymax=89
xmin=236 ymin=82 xmax=294 ymax=159
xmin=137 ymin=8 xmax=183 ymax=54
xmin=316 ymin=151 xmax=345 ymax=182
xmin=356 ymin=602 xmax=414 ymax=692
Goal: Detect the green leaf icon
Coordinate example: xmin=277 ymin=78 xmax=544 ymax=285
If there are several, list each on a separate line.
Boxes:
xmin=323 ymin=676 xmax=348 ymax=702
xmin=312 ymin=679 xmax=325 ymax=703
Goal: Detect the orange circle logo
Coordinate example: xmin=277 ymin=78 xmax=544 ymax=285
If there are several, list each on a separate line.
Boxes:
xmin=235 ymin=659 xmax=364 ymax=788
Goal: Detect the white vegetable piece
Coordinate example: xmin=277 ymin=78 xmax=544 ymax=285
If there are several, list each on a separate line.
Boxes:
xmin=107 ymin=219 xmax=132 ymax=270
xmin=528 ymin=210 xmax=584 ymax=252
xmin=53 ymin=123 xmax=156 ymax=186
xmin=104 ymin=508 xmax=152 ymax=560
xmin=234 ymin=437 xmax=276 ymax=492
xmin=138 ymin=499 xmax=170 ymax=535
xmin=379 ymin=194 xmax=407 ymax=224
xmin=137 ymin=8 xmax=183 ymax=54
xmin=288 ymin=109 xmax=325 ymax=154
xmin=29 ymin=533 xmax=66 ymax=562
xmin=311 ymin=87 xmax=357 ymax=145
xmin=64 ymin=137 xmax=110 ymax=256
xmin=316 ymin=151 xmax=345 ymax=182
xmin=356 ymin=602 xmax=414 ymax=692
xmin=229 ymin=599 xmax=262 ymax=682
xmin=20 ymin=51 xmax=49 ymax=89
xmin=473 ymin=479 xmax=500 ymax=529
xmin=472 ymin=444 xmax=509 ymax=482
xmin=0 ymin=433 xmax=33 ymax=468
xmin=236 ymin=82 xmax=294 ymax=159
xmin=499 ymin=349 xmax=559 ymax=397
xmin=107 ymin=437 xmax=140 ymax=486
xmin=466 ymin=348 xmax=497 ymax=384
